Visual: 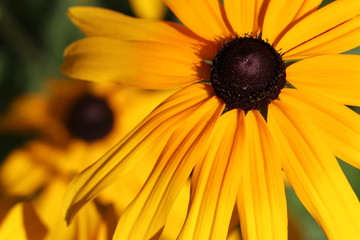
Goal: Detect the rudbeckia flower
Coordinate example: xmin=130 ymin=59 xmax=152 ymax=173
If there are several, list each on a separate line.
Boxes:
xmin=0 ymin=79 xmax=170 ymax=197
xmin=62 ymin=0 xmax=360 ymax=239
xmin=0 ymin=79 xmax=181 ymax=239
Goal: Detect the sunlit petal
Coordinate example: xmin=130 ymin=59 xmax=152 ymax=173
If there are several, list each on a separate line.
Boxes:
xmin=113 ymin=92 xmax=224 ymax=239
xmin=269 ymin=101 xmax=360 ymax=239
xmin=62 ymin=37 xmax=211 ymax=90
xmin=279 ymin=89 xmax=360 ymax=169
xmin=279 ymin=0 xmax=360 ymax=59
xmin=224 ymin=0 xmax=256 ymax=35
xmin=237 ymin=110 xmax=287 ymax=240
xmin=263 ymin=0 xmax=321 ymax=45
xmin=287 ymin=54 xmax=360 ymax=106
xmin=163 ymin=0 xmax=232 ymax=40
xmin=179 ymin=110 xmax=244 ymax=239
xmin=68 ymin=7 xmax=207 ymax=45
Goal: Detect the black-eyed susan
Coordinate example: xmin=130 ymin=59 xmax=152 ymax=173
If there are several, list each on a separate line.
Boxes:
xmin=62 ymin=0 xmax=360 ymax=239
xmin=0 ymin=79 xmax=170 ymax=196
xmin=0 ymin=79 xmax=182 ymax=239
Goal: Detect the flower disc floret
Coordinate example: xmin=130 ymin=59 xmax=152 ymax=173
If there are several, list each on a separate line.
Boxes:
xmin=210 ymin=37 xmax=286 ymax=111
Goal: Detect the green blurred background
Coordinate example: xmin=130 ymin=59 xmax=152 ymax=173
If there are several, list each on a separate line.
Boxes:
xmin=0 ymin=0 xmax=359 ymax=239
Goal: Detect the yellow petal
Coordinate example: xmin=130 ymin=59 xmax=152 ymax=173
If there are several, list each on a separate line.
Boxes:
xmin=0 ymin=143 xmax=53 ymax=196
xmin=224 ymin=0 xmax=256 ymax=35
xmin=0 ymin=94 xmax=50 ymax=132
xmin=63 ymin=84 xmax=219 ymax=224
xmin=129 ymin=0 xmax=166 ymax=19
xmin=278 ymin=0 xmax=360 ymax=59
xmin=163 ymin=0 xmax=232 ymax=40
xmin=279 ymin=89 xmax=360 ymax=169
xmin=62 ymin=37 xmax=210 ymax=90
xmin=253 ymin=0 xmax=270 ymax=34
xmin=114 ymin=92 xmax=224 ymax=239
xmin=49 ymin=201 xmax=108 ymax=240
xmin=0 ymin=202 xmax=47 ymax=240
xmin=237 ymin=110 xmax=287 ymax=240
xmin=268 ymin=100 xmax=360 ymax=239
xmin=160 ymin=180 xmax=191 ymax=240
xmin=68 ymin=7 xmax=206 ymax=46
xmin=262 ymin=0 xmax=321 ymax=45
xmin=287 ymin=54 xmax=360 ymax=106
xmin=179 ymin=110 xmax=244 ymax=239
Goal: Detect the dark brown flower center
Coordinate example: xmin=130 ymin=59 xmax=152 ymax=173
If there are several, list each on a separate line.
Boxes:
xmin=66 ymin=95 xmax=114 ymax=142
xmin=210 ymin=36 xmax=286 ymax=111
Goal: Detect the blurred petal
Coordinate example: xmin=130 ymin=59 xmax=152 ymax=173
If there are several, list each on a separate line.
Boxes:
xmin=62 ymin=37 xmax=210 ymax=90
xmin=129 ymin=0 xmax=166 ymax=19
xmin=0 ymin=202 xmax=47 ymax=240
xmin=0 ymin=94 xmax=50 ymax=132
xmin=279 ymin=89 xmax=360 ymax=169
xmin=179 ymin=110 xmax=244 ymax=239
xmin=263 ymin=0 xmax=321 ymax=45
xmin=269 ymin=100 xmax=360 ymax=239
xmin=114 ymin=91 xmax=224 ymax=239
xmin=278 ymin=0 xmax=360 ymax=59
xmin=287 ymin=54 xmax=360 ymax=106
xmin=237 ymin=111 xmax=287 ymax=240
xmin=63 ymin=84 xmax=220 ymax=223
xmin=163 ymin=0 xmax=232 ymax=40
xmin=0 ymin=143 xmax=53 ymax=196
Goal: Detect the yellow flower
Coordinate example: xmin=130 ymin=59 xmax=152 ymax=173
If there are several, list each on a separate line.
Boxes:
xmin=62 ymin=0 xmax=360 ymax=239
xmin=0 ymin=79 xmax=178 ymax=239
xmin=129 ymin=0 xmax=166 ymax=19
xmin=0 ymin=79 xmax=170 ymax=196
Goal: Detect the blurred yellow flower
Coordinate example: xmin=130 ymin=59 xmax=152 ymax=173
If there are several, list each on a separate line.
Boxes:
xmin=0 ymin=79 xmax=179 ymax=239
xmin=62 ymin=0 xmax=360 ymax=239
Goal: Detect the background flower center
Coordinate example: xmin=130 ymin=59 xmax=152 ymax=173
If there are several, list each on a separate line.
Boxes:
xmin=66 ymin=95 xmax=114 ymax=142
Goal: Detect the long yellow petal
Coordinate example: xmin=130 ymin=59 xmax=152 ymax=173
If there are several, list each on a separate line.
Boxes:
xmin=237 ymin=110 xmax=287 ymax=240
xmin=268 ymin=100 xmax=360 ymax=239
xmin=129 ymin=0 xmax=166 ymax=20
xmin=262 ymin=0 xmax=321 ymax=45
xmin=287 ymin=54 xmax=360 ymax=106
xmin=224 ymin=0 xmax=256 ymax=35
xmin=179 ymin=110 xmax=244 ymax=240
xmin=163 ymin=0 xmax=232 ymax=40
xmin=68 ymin=7 xmax=207 ymax=46
xmin=278 ymin=0 xmax=360 ymax=59
xmin=280 ymin=89 xmax=360 ymax=169
xmin=62 ymin=37 xmax=210 ymax=90
xmin=113 ymin=91 xmax=224 ymax=239
xmin=63 ymin=84 xmax=218 ymax=224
